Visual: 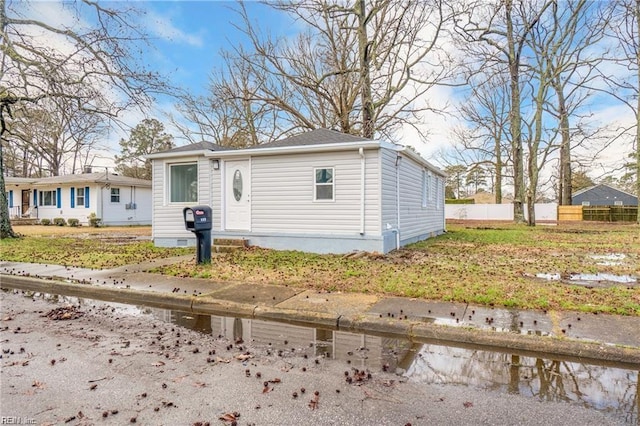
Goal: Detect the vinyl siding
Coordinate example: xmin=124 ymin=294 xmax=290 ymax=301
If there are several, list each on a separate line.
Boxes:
xmin=398 ymin=156 xmax=445 ymax=241
xmin=249 ymin=150 xmax=381 ymax=235
xmin=380 ymin=148 xmax=399 ymax=229
xmin=152 ymin=156 xmax=217 ymax=241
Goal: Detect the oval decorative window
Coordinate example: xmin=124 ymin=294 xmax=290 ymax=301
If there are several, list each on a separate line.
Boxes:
xmin=233 ymin=169 xmax=243 ymax=201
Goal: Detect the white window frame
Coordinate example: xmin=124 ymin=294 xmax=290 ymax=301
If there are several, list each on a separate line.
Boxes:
xmin=313 ymin=167 xmax=335 ymax=202
xmin=110 ymin=188 xmax=121 ymax=203
xmin=581 ymin=201 xmax=590 ymax=206
xmin=168 ymin=162 xmax=198 ymax=204
xmin=76 ymin=187 xmax=85 ymax=207
xmin=40 ymin=190 xmax=56 ymax=206
xmin=614 ymin=200 xmax=623 ymax=206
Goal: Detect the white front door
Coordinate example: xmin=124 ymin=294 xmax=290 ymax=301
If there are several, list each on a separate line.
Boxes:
xmin=224 ymin=159 xmax=251 ymax=231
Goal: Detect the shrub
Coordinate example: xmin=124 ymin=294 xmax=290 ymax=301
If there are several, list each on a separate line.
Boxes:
xmin=68 ymin=218 xmax=80 ymax=227
xmin=40 ymin=219 xmax=51 ymax=226
xmin=88 ymin=212 xmax=102 ymax=228
xmin=53 ymin=217 xmax=66 ymax=226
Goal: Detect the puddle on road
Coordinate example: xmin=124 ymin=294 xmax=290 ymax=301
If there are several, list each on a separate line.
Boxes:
xmin=10 ymin=290 xmax=640 ymax=425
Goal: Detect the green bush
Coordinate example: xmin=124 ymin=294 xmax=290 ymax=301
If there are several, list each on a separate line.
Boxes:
xmin=53 ymin=217 xmax=66 ymax=226
xmin=88 ymin=213 xmax=102 ymax=228
xmin=68 ymin=218 xmax=80 ymax=227
xmin=40 ymin=219 xmax=51 ymax=226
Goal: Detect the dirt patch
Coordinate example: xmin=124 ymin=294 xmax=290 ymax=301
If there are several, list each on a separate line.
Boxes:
xmin=14 ymin=225 xmax=151 ymax=238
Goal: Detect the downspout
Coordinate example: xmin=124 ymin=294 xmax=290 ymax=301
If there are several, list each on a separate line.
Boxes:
xmin=395 ymin=155 xmax=401 ymax=250
xmin=359 ymin=147 xmax=365 ymax=235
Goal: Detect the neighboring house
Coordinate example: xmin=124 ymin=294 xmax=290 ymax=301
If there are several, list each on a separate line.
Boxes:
xmin=5 ymin=172 xmax=152 ymax=225
xmin=572 ymin=184 xmax=638 ymax=207
xmin=147 ymin=128 xmax=446 ymax=254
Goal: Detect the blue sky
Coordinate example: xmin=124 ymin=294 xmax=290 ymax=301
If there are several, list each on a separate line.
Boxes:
xmin=141 ymin=1 xmax=292 ymax=98
xmin=10 ymin=1 xmax=635 ymax=183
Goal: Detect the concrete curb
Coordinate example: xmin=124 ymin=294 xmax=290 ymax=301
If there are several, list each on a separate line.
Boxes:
xmin=2 ymin=274 xmax=639 ymax=368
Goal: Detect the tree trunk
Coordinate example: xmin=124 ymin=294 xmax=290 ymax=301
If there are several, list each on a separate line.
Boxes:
xmin=506 ymin=0 xmax=526 ymax=223
xmin=556 ymin=79 xmax=572 ymax=206
xmin=0 ymin=135 xmax=18 ymax=239
xmin=357 ymin=0 xmax=374 ymax=139
xmin=636 ymin=0 xmax=640 ymax=224
xmin=495 ymin=137 xmax=503 ymax=204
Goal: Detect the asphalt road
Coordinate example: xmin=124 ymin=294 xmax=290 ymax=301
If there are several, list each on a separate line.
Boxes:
xmin=0 ymin=290 xmax=627 ymax=426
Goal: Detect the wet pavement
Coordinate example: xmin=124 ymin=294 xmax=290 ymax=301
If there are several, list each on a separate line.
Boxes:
xmin=3 ymin=290 xmax=633 ymax=426
xmin=1 ymin=258 xmax=639 ymax=368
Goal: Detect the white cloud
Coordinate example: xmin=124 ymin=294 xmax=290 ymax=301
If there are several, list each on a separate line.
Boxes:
xmin=143 ymin=9 xmax=204 ymax=48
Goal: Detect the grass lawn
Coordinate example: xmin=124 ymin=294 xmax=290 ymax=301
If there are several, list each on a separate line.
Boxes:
xmin=1 ymin=222 xmax=639 ymax=315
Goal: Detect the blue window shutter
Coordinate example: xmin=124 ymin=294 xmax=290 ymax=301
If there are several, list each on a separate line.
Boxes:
xmin=85 ymin=187 xmax=90 ymax=208
xmin=33 ymin=189 xmax=38 ymax=206
xmin=56 ymin=188 xmax=61 ymax=208
xmin=70 ymin=188 xmax=75 ymax=208
xmin=8 ymin=190 xmax=13 ymax=208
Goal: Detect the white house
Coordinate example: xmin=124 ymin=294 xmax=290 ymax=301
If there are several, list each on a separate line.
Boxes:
xmin=147 ymin=129 xmax=446 ymax=254
xmin=5 ymin=172 xmax=152 ymax=226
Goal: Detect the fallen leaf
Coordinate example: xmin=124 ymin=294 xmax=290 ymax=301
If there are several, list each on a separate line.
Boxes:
xmin=463 ymin=401 xmax=473 ymax=408
xmin=219 ymin=412 xmax=239 ymax=422
xmin=32 ymin=381 xmax=45 ymax=389
xmin=216 ymin=357 xmax=230 ymax=363
xmin=235 ymin=353 xmax=252 ymax=361
xmin=151 ymin=361 xmax=166 ymax=367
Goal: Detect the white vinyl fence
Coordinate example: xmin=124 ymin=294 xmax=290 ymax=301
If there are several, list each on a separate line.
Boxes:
xmin=445 ymin=203 xmax=558 ymax=221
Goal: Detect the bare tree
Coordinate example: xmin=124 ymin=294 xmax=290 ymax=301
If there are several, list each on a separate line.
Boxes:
xmin=6 ymin=97 xmax=106 ymax=176
xmin=179 ymin=0 xmax=454 ymax=146
xmin=535 ymin=1 xmax=609 ymax=206
xmin=453 ymin=0 xmax=553 ymax=223
xmin=0 ymin=0 xmax=168 ymax=238
xmin=601 ymin=0 xmax=640 ymax=223
xmin=451 ymin=71 xmax=511 ymax=203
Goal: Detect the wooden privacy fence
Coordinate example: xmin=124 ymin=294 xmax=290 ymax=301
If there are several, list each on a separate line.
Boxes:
xmin=558 ymin=205 xmax=638 ymax=222
xmin=557 ymin=205 xmax=582 ymax=221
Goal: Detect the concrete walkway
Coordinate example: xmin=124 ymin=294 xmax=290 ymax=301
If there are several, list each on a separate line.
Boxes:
xmin=1 ymin=259 xmax=639 ymax=367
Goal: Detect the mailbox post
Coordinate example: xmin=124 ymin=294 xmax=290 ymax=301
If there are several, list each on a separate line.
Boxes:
xmin=183 ymin=205 xmax=212 ymax=264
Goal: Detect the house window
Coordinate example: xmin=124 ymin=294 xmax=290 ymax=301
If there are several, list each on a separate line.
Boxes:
xmin=614 ymin=200 xmax=623 ymax=206
xmin=170 ymin=163 xmax=198 ymax=203
xmin=111 ymin=188 xmax=120 ymax=203
xmin=435 ymin=177 xmax=442 ymax=210
xmin=76 ymin=187 xmax=85 ymax=207
xmin=581 ymin=201 xmax=590 ymax=206
xmin=314 ymin=167 xmax=334 ymax=201
xmin=40 ymin=190 xmax=56 ymax=206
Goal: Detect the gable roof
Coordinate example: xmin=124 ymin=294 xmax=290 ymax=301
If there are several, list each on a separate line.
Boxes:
xmin=572 ymin=183 xmax=638 ymax=199
xmin=254 ymin=128 xmax=370 ymax=149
